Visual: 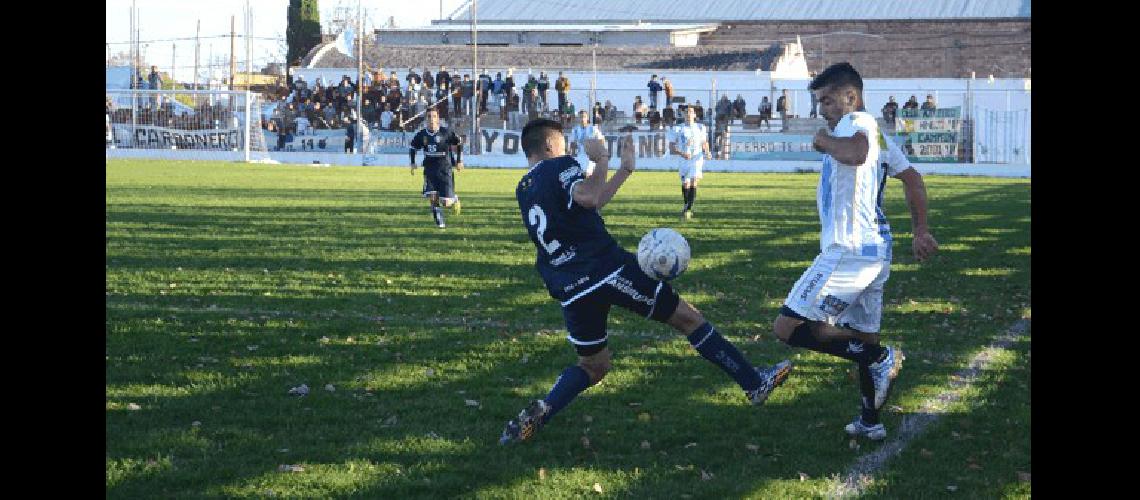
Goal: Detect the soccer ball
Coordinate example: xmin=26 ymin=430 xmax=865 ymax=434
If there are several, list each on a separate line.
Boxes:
xmin=637 ymin=228 xmax=691 ymax=281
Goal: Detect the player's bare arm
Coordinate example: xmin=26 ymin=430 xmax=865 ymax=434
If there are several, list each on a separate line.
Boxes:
xmin=669 ymin=141 xmax=691 ymax=160
xmin=591 ymin=134 xmax=637 ymax=209
xmin=893 ymin=167 xmax=939 ymax=261
xmin=813 ymin=129 xmax=869 ymax=166
xmin=570 ymin=138 xmax=610 ymax=208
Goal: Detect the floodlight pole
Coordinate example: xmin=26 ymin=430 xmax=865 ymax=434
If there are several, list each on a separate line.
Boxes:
xmin=356 ymin=0 xmax=364 ymax=159
xmin=471 ymin=0 xmax=479 ymax=155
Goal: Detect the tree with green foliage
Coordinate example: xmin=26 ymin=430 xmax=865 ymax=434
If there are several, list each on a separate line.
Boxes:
xmin=287 ymin=0 xmax=322 ymax=66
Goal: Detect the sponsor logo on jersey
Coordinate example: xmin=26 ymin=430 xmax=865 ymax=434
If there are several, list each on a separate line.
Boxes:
xmin=558 ymin=164 xmax=583 ymax=188
xmin=550 ymin=248 xmax=577 ymax=267
xmin=609 ymin=275 xmax=654 ymax=306
xmin=819 ymin=294 xmax=850 ymax=316
xmin=800 ymin=272 xmax=824 ymax=301
xmin=562 ymin=274 xmax=589 ymax=292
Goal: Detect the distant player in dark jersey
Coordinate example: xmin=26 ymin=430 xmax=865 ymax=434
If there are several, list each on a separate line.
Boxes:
xmin=409 ymin=107 xmax=463 ymax=228
xmin=499 ymin=118 xmax=793 ymax=445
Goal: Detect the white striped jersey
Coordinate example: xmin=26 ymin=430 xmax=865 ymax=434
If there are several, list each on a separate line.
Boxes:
xmin=570 ymin=124 xmax=602 ymax=169
xmin=817 ymin=111 xmax=888 ymax=256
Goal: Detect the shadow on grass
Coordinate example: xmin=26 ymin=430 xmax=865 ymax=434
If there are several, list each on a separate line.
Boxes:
xmin=106 ymin=173 xmax=1030 ymax=497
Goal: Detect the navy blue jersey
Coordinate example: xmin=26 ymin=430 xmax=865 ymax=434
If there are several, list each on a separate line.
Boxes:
xmin=516 ymin=155 xmax=623 ymax=303
xmin=410 ymin=126 xmax=460 ymax=170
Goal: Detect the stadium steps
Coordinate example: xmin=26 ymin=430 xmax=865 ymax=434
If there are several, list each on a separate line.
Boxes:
xmin=311 ymin=44 xmax=778 ymax=72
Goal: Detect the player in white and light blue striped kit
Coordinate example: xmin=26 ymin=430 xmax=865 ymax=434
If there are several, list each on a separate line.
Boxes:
xmin=771 ymin=63 xmax=940 ymax=441
xmin=668 ymin=106 xmax=711 ymax=220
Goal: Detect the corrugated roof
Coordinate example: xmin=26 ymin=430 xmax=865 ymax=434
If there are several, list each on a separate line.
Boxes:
xmin=442 ymin=0 xmax=1030 ymax=23
xmin=384 ymin=23 xmax=718 ymax=32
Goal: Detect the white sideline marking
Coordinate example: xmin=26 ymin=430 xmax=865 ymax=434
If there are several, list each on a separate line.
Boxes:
xmin=830 ymin=318 xmax=1030 ymax=498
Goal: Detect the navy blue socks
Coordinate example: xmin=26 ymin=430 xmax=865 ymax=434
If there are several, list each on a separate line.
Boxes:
xmin=541 ymin=365 xmax=593 ymax=423
xmin=686 ymin=322 xmax=762 ymax=392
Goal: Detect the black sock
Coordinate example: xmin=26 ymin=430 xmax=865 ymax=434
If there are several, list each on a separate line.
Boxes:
xmin=432 ymin=206 xmax=443 ymax=225
xmin=689 ymin=186 xmax=697 ymax=210
xmin=686 ymin=322 xmax=762 ymax=392
xmin=785 ymin=322 xmax=884 ymax=365
xmin=681 ymin=185 xmax=689 ymax=209
xmin=859 ymin=364 xmax=880 ymax=425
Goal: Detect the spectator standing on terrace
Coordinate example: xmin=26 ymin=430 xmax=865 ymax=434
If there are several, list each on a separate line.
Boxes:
xmin=592 ymin=102 xmax=604 ymax=125
xmin=148 ymin=65 xmax=163 ymax=107
xmin=647 ymin=75 xmax=663 ymax=109
xmin=733 ymin=94 xmax=747 ymax=121
xmin=479 ymin=71 xmax=493 ymax=114
xmin=538 ymin=72 xmax=550 ymax=112
xmin=528 ymin=87 xmax=541 ymax=121
xmin=809 ymin=74 xmax=819 ymax=119
xmin=564 ymin=102 xmax=576 ymax=128
xmin=759 ymin=97 xmax=773 ymax=131
xmin=903 ymin=95 xmax=919 ymax=110
xmin=633 ymin=96 xmax=646 ymax=124
xmin=604 ymin=100 xmax=616 ymax=123
xmin=555 ymin=72 xmax=571 ymax=113
xmin=648 ymin=107 xmax=662 ymax=130
xmin=882 ymin=96 xmax=899 ymax=124
xmin=380 ymin=104 xmax=394 ymax=130
xmin=777 ymin=89 xmax=789 ymax=123
xmin=423 ymin=68 xmax=434 ymax=90
xmin=921 ymin=95 xmax=937 ymax=111
xmin=663 ymin=77 xmax=674 ymax=105
xmin=493 ymin=72 xmax=504 ymax=99
xmin=716 ymin=95 xmax=732 ymax=128
xmin=437 ymin=66 xmax=451 ymax=90
xmin=406 ymin=68 xmax=421 ymax=89
xmin=662 ymin=104 xmax=676 ymax=127
xmin=522 ymin=74 xmax=538 ymax=115
xmin=461 ymin=75 xmax=475 ymax=116
xmin=450 ymin=75 xmax=463 ymax=117
xmin=505 ymin=71 xmax=518 ymax=114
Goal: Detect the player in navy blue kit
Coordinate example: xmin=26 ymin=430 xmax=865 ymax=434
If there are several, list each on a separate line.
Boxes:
xmin=500 ymin=118 xmax=793 ymax=445
xmin=409 ymin=107 xmax=463 ymax=228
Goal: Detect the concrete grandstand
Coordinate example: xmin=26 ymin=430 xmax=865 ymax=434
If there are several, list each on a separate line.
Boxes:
xmin=300 ymin=0 xmax=1031 ymax=78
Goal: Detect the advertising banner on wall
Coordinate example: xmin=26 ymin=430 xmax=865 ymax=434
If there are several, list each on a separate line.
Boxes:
xmin=895 ymin=107 xmax=961 ymax=162
xmin=112 ymin=124 xmax=242 ymax=150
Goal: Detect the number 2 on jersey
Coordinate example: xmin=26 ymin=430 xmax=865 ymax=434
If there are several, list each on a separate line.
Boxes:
xmin=527 ymin=205 xmax=561 ymax=254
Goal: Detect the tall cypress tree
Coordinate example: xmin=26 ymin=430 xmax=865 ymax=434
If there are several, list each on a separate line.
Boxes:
xmin=287 ymin=0 xmax=322 ymax=65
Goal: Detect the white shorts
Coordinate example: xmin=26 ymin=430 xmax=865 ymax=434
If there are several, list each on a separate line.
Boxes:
xmin=783 ymin=245 xmax=891 ymax=333
xmin=678 ymin=158 xmax=704 ymax=183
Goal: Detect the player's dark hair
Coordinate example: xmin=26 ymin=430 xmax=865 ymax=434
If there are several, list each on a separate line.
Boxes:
xmin=809 ymin=62 xmax=863 ymax=92
xmin=521 ymin=118 xmax=563 ymax=158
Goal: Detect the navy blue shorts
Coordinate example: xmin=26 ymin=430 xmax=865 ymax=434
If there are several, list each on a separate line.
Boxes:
xmin=561 ymin=251 xmax=680 ymax=356
xmin=422 ymin=165 xmax=455 ymax=200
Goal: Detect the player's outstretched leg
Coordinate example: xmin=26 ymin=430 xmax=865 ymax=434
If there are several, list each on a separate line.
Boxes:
xmin=670 ymin=300 xmax=792 ymax=405
xmin=500 ymin=349 xmax=609 ymax=445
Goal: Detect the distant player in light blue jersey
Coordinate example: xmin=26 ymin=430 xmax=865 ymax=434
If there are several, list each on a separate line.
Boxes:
xmin=771 ymin=63 xmax=939 ymax=441
xmin=668 ymin=106 xmax=711 ymax=220
xmin=568 ymin=110 xmax=602 ymax=176
xmin=500 ymin=118 xmax=792 ymax=445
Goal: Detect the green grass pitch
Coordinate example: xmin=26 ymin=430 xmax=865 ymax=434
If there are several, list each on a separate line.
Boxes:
xmin=107 ymin=159 xmax=1030 ymax=498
